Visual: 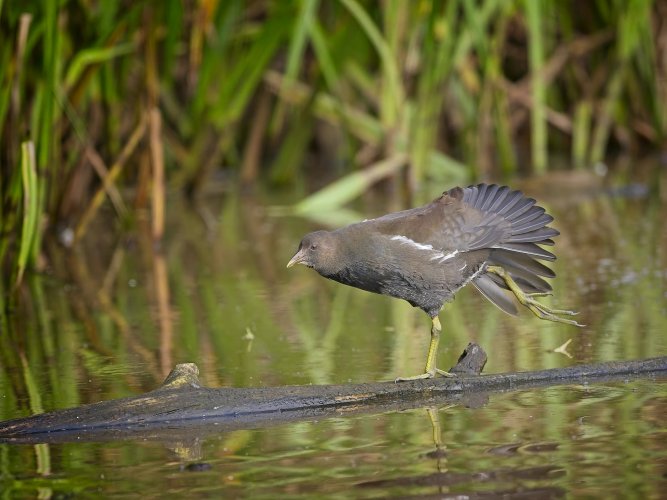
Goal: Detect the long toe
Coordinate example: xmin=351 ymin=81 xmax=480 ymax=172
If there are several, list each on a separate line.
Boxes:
xmin=394 ymin=372 xmax=436 ymax=383
xmin=528 ymin=300 xmax=584 ymax=326
xmin=395 ymin=369 xmax=457 ymax=382
xmin=487 ymin=266 xmax=584 ymax=327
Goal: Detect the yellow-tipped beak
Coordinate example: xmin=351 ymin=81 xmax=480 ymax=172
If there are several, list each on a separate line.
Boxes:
xmin=286 ymin=248 xmax=306 ymax=268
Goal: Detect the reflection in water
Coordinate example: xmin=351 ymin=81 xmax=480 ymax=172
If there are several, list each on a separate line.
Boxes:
xmin=358 ymin=464 xmax=566 ymax=497
xmin=0 ymin=173 xmax=666 ymax=497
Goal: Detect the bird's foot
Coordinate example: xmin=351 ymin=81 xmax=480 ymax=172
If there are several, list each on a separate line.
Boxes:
xmin=394 ymin=373 xmax=432 ymax=382
xmin=487 ymin=266 xmax=584 ymax=327
xmin=435 ymin=368 xmax=455 ymax=377
xmin=521 ymin=294 xmax=584 ymax=326
xmin=395 ymin=368 xmax=455 ymax=383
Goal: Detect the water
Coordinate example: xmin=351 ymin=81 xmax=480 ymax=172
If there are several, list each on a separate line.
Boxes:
xmin=1 ymin=172 xmax=666 ymax=498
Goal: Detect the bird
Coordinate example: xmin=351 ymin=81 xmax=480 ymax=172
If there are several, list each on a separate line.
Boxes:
xmin=287 ymin=184 xmax=581 ymax=381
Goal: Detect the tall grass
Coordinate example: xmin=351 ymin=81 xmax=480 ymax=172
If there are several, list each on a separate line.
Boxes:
xmin=1 ymin=1 xmax=665 ymax=289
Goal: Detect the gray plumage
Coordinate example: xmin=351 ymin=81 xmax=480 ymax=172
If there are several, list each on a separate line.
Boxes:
xmin=288 ymin=184 xmax=559 ymax=318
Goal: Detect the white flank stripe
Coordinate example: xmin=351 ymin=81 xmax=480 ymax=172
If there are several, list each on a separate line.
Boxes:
xmin=391 ymin=235 xmax=460 ymax=263
xmin=430 ymin=249 xmax=458 ymax=262
xmin=391 ymin=235 xmax=435 ymax=251
xmin=438 ymin=250 xmax=459 ymax=262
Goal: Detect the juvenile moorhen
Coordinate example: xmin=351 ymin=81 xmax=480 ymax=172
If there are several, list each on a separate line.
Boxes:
xmin=287 ymin=184 xmax=580 ymax=381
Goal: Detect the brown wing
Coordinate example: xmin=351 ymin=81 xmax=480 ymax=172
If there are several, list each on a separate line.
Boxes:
xmin=367 ymin=184 xmax=560 ymax=315
xmin=369 ymin=187 xmax=513 ymax=255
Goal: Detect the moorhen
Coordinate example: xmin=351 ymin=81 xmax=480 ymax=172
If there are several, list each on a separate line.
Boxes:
xmin=287 ymin=184 xmax=580 ymax=381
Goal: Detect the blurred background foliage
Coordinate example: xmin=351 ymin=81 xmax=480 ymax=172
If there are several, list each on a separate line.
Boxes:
xmin=1 ymin=0 xmax=666 ymax=292
xmin=2 ymin=3 xmax=667 ymax=494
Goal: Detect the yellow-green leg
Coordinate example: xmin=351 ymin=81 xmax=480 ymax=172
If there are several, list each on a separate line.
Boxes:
xmin=487 ymin=266 xmax=583 ymax=326
xmin=395 ymin=316 xmax=455 ymax=382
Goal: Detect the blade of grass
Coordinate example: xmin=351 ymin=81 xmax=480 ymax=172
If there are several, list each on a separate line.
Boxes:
xmin=191 ymin=1 xmax=240 ymax=120
xmin=64 ymin=42 xmax=136 ymax=89
xmin=411 ymin=0 xmax=458 ymax=185
xmin=590 ymin=2 xmax=646 ymax=164
xmin=272 ymin=0 xmax=319 ymax=128
xmin=149 ymin=108 xmax=165 ymax=242
xmin=38 ymin=0 xmax=59 ymax=171
xmin=490 ymin=4 xmax=516 ymax=178
xmin=162 ymin=0 xmax=184 ymax=80
xmin=15 ymin=141 xmax=38 ymax=288
xmin=211 ymin=7 xmax=290 ymax=127
xmin=266 ymin=70 xmax=467 ymax=178
xmin=572 ymin=101 xmax=592 ymax=168
xmin=308 ymin=19 xmax=341 ymax=94
xmin=293 ymin=153 xmax=406 ymax=214
xmin=525 ymin=0 xmax=547 ymax=173
xmin=339 ymin=0 xmax=403 ymax=125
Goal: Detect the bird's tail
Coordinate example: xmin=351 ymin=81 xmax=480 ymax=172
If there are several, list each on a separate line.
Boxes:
xmin=463 ymin=184 xmax=560 ymax=316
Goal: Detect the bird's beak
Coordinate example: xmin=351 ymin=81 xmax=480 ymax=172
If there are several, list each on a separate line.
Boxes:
xmin=286 ymin=248 xmax=307 ymax=268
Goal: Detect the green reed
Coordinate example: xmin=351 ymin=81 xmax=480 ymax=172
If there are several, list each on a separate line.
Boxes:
xmin=1 ymin=0 xmax=665 ymax=288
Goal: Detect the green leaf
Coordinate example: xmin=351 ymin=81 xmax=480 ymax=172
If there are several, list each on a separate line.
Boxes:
xmin=64 ymin=42 xmax=136 ymax=88
xmin=339 ymin=0 xmax=404 ymax=124
xmin=212 ymin=8 xmax=291 ymax=127
xmin=286 ymin=0 xmax=319 ymax=83
xmin=293 ymin=154 xmax=406 ymax=214
xmin=15 ymin=141 xmax=38 ymax=287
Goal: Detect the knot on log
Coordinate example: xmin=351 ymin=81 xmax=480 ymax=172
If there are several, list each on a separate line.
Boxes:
xmin=449 ymin=343 xmax=488 ymax=375
xmin=158 ymin=363 xmax=202 ymax=390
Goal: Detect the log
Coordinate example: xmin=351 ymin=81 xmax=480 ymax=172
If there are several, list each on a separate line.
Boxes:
xmin=1 ymin=344 xmax=665 ymax=446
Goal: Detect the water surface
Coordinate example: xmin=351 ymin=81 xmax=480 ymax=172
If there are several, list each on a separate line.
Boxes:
xmin=1 ymin=171 xmax=666 ymax=498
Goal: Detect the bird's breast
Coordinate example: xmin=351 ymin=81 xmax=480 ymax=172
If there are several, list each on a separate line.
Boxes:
xmin=323 ymin=252 xmax=486 ymax=315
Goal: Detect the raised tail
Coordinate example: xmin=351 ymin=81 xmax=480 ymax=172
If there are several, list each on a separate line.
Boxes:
xmin=462 ymin=184 xmax=561 ymax=316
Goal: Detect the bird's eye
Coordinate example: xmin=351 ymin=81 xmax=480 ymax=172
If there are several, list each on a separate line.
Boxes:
xmin=310 ymin=243 xmax=318 ymax=250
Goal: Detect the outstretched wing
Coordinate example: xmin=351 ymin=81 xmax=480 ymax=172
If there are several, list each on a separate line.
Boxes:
xmin=369 ymin=184 xmax=560 ymax=315
xmin=369 ymin=185 xmax=520 ymax=254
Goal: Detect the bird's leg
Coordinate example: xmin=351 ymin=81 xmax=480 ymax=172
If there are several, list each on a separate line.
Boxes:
xmin=395 ymin=316 xmax=455 ymax=382
xmin=429 ymin=317 xmax=455 ymax=377
xmin=486 ymin=266 xmax=583 ymax=326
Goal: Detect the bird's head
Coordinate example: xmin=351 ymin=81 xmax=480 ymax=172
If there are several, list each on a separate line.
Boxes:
xmin=287 ymin=230 xmax=340 ymax=275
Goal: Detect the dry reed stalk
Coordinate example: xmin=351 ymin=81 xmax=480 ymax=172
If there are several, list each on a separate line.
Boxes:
xmin=74 ymin=117 xmax=147 ymax=243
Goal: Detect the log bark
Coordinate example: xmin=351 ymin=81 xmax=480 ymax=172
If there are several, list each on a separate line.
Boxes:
xmin=0 ymin=344 xmax=665 ymax=446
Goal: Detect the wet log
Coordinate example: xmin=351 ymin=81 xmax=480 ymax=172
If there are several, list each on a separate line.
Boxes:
xmin=0 ymin=344 xmax=665 ymax=445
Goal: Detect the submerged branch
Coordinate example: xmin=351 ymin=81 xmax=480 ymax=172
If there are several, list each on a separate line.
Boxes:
xmin=0 ymin=345 xmax=665 ymax=445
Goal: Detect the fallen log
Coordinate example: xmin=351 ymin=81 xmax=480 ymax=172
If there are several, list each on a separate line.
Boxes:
xmin=1 ymin=344 xmax=665 ymax=446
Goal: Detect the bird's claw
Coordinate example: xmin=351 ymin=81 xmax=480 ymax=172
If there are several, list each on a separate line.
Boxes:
xmin=395 ymin=368 xmax=455 ymax=383
xmin=524 ymin=296 xmax=584 ymax=326
xmin=487 ymin=266 xmax=584 ymax=327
